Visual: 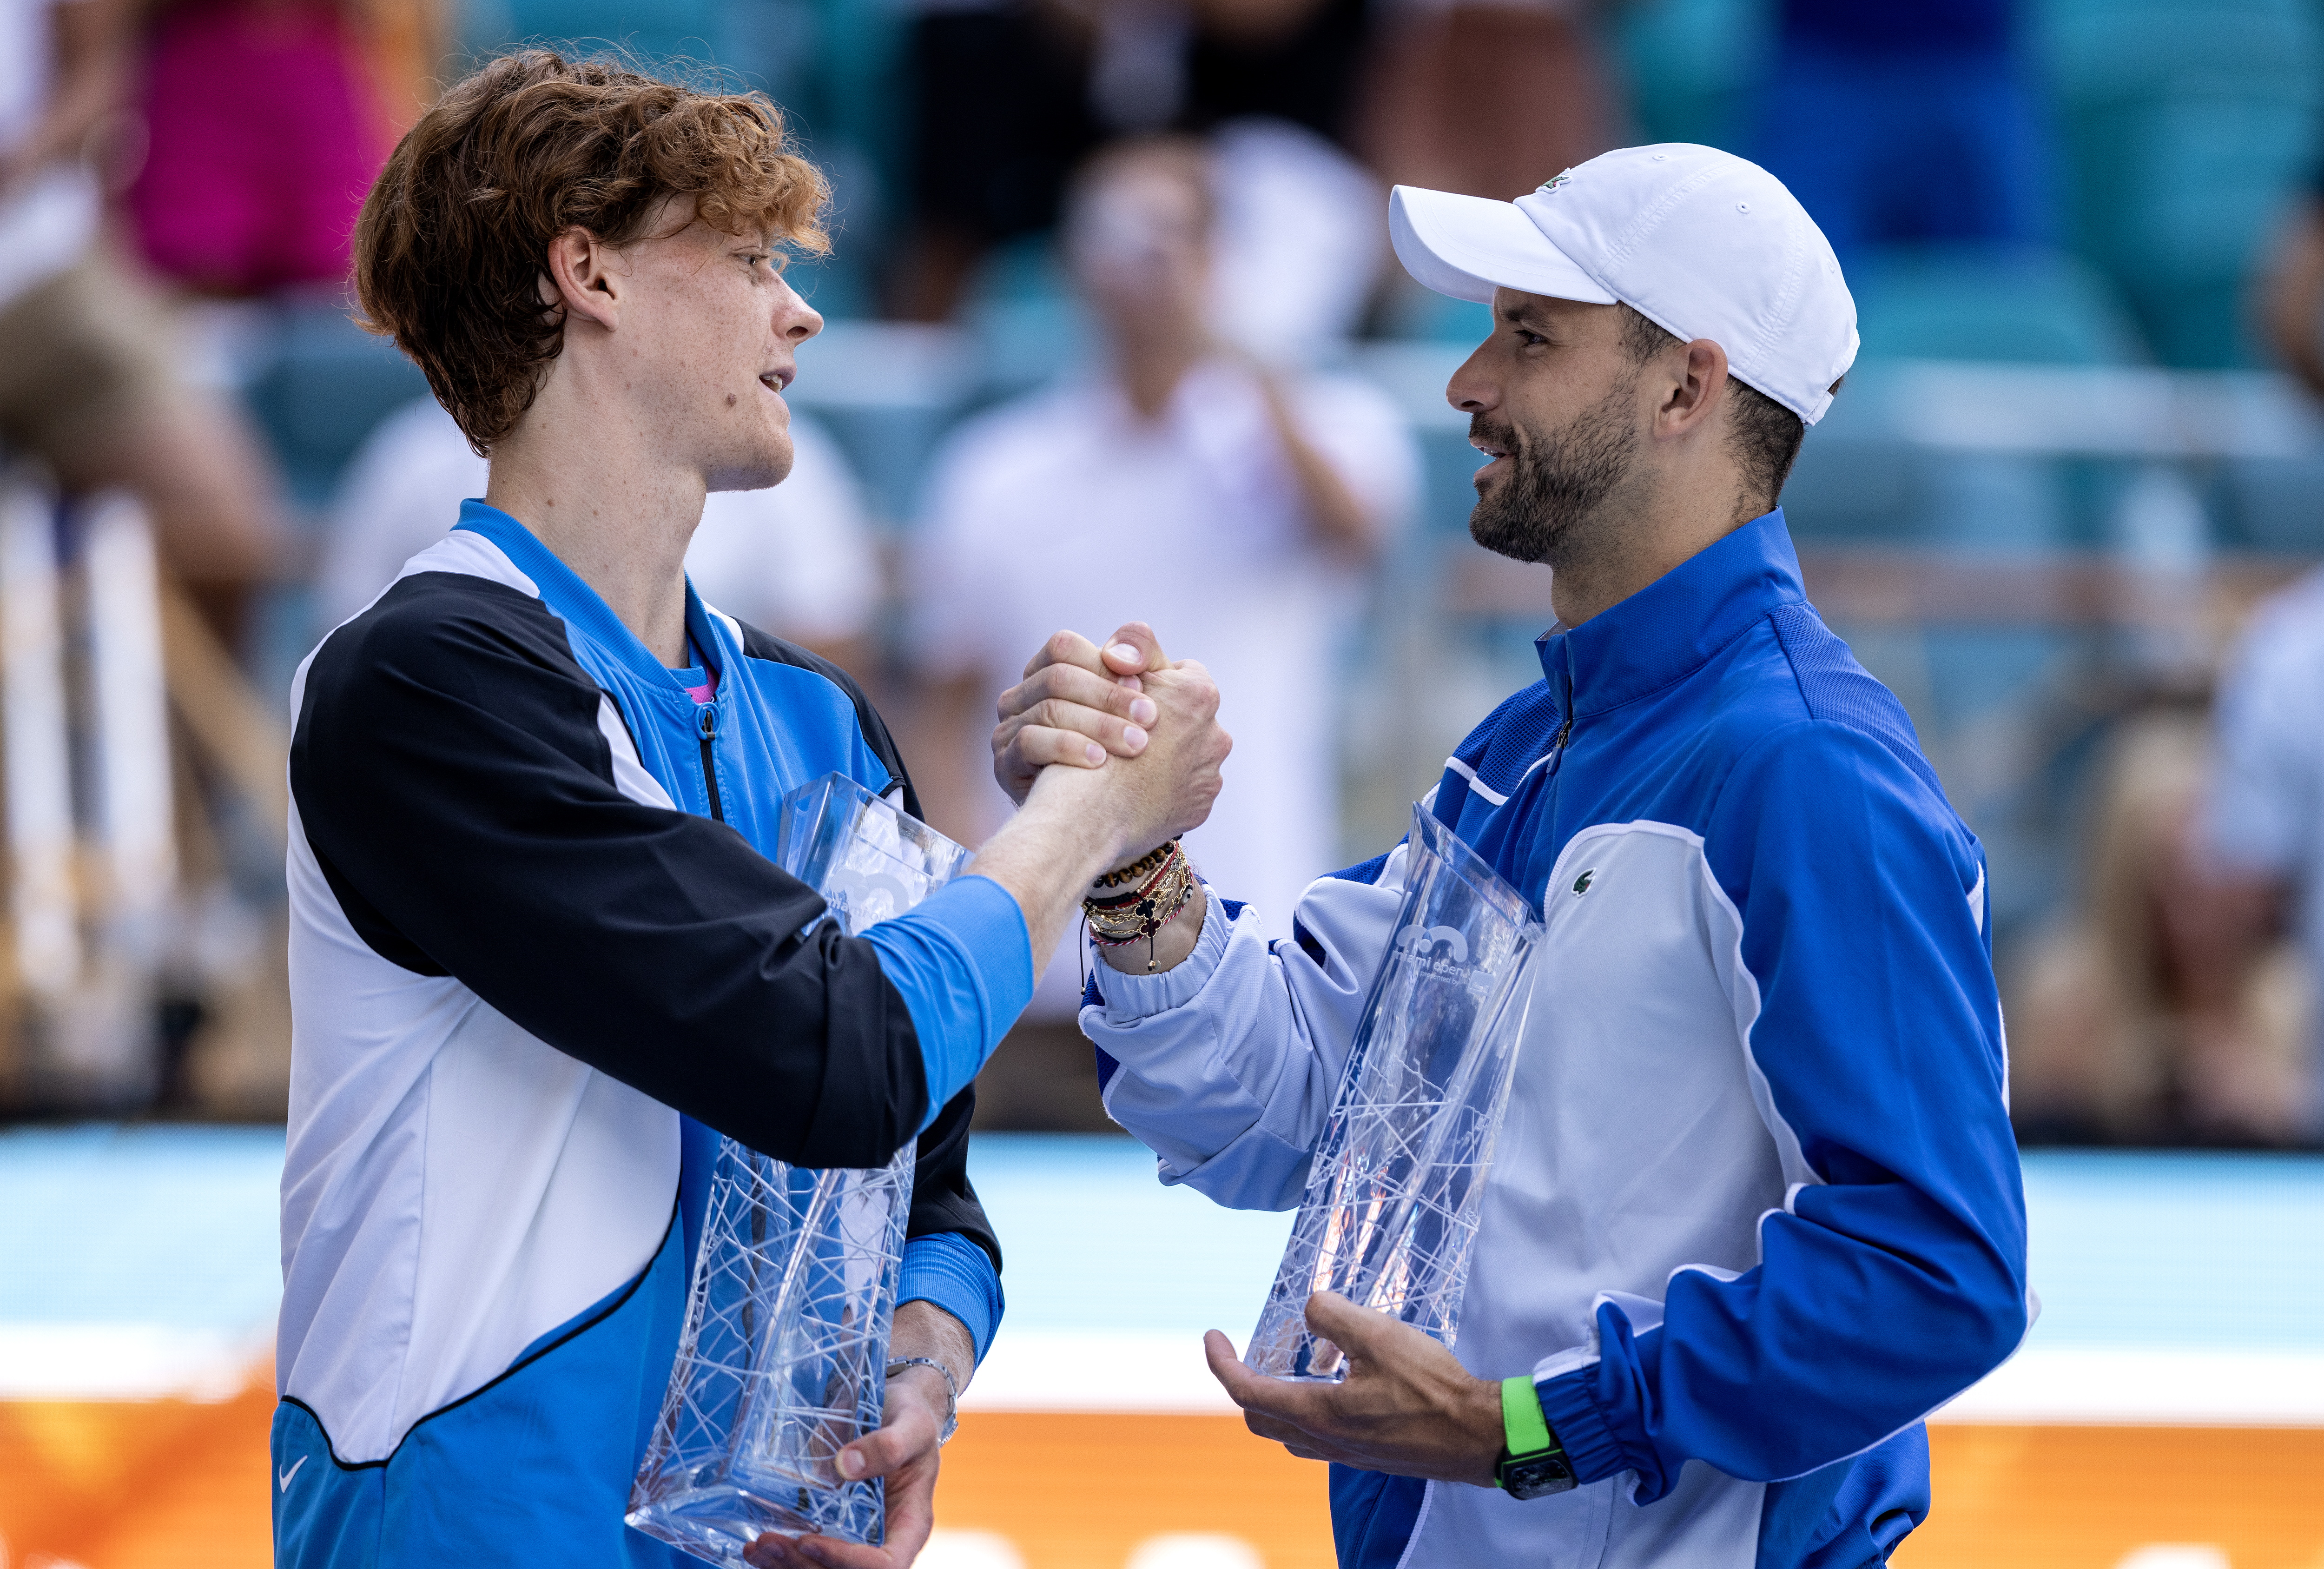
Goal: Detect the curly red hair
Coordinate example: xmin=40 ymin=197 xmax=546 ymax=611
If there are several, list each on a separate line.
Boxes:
xmin=353 ymin=51 xmax=830 ymax=452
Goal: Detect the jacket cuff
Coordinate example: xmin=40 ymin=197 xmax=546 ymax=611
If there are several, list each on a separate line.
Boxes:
xmin=1082 ymin=886 xmax=1233 ymax=1020
xmin=898 ymin=1230 xmax=1005 ymax=1364
xmin=1533 ymin=1363 xmax=1628 ymax=1486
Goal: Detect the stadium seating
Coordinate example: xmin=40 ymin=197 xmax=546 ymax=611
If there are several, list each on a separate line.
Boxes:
xmin=2031 ymin=0 xmax=2324 ymax=369
xmin=1847 ymin=245 xmax=2147 ymax=367
xmin=458 ymin=0 xmax=734 ymax=74
xmin=240 ymin=304 xmax=431 ymax=510
xmin=1785 ymin=244 xmax=2141 ymax=552
xmin=1609 ymin=0 xmax=1772 ymax=150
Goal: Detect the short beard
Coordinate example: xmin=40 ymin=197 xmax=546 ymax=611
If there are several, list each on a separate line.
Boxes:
xmin=1466 ymin=378 xmax=1640 ymax=567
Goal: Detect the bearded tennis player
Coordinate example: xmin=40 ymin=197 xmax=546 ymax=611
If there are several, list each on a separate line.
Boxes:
xmin=1001 ymin=144 xmax=2029 ymax=1567
xmin=272 ymin=52 xmax=1228 ymax=1569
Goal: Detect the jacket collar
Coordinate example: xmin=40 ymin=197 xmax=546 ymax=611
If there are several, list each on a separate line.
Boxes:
xmin=1534 ymin=508 xmax=1808 ymax=718
xmin=454 ymin=499 xmax=726 ymax=699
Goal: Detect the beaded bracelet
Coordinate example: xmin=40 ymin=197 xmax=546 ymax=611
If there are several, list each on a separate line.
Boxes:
xmin=1086 ymin=842 xmax=1181 ymax=921
xmin=1090 ymin=839 xmax=1175 ymax=892
xmin=1083 ymin=839 xmax=1199 ymax=971
xmin=1085 ymin=840 xmax=1184 ymax=930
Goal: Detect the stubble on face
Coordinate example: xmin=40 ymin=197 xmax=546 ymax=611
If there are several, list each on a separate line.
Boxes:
xmin=1466 ymin=371 xmax=1641 ymax=568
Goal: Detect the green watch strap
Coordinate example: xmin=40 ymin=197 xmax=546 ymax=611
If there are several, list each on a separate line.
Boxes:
xmin=1501 ymin=1375 xmax=1554 ymax=1458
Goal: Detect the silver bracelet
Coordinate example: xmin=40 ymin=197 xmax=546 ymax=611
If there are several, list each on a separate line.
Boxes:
xmin=885 ymin=1355 xmax=959 ymax=1445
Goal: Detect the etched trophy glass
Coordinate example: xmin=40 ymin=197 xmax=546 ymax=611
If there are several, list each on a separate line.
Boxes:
xmin=627 ymin=773 xmax=970 ymax=1561
xmin=1245 ymin=804 xmax=1542 ymax=1380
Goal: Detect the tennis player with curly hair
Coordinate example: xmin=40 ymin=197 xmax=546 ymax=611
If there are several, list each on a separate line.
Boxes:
xmin=271 ymin=52 xmax=1228 ymax=1569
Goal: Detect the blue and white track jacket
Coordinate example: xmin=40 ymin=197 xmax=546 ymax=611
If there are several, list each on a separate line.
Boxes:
xmin=273 ymin=502 xmax=1031 ymax=1565
xmin=1084 ymin=511 xmax=2028 ymax=1569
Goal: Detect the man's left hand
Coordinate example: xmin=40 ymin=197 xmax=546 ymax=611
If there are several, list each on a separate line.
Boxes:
xmin=742 ymin=1363 xmax=950 ymax=1569
xmin=1203 ymin=1292 xmax=1505 ymax=1487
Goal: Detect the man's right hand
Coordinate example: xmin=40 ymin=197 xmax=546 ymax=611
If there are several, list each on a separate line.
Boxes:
xmin=992 ymin=625 xmax=1166 ymax=805
xmin=993 ymin=621 xmax=1216 ymax=804
xmin=965 ymin=622 xmax=1229 ymax=979
xmin=1007 ymin=622 xmax=1230 ymax=868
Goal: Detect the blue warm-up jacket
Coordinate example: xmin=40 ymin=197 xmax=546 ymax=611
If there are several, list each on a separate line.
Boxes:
xmin=1084 ymin=509 xmax=2029 ymax=1568
xmin=272 ymin=502 xmax=1030 ymax=1564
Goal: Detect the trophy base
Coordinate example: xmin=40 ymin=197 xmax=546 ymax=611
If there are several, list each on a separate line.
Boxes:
xmin=627 ymin=1480 xmax=879 ymax=1565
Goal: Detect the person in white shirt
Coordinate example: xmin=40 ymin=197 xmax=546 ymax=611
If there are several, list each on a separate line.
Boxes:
xmin=908 ymin=136 xmax=1418 ymax=1062
xmin=320 ymin=395 xmax=883 ymax=670
xmin=2204 ymin=568 xmax=2324 ymax=1140
xmin=0 ymin=0 xmax=280 ymax=642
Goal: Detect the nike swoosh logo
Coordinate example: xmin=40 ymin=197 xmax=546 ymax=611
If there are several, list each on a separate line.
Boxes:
xmin=278 ymin=1455 xmax=308 ymax=1491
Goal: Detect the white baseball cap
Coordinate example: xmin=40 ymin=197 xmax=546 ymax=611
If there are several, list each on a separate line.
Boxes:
xmin=1389 ymin=144 xmax=1859 ymax=424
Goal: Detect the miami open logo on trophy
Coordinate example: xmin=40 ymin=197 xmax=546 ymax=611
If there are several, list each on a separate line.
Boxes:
xmin=627 ymin=773 xmax=971 ymax=1561
xmin=1393 ymin=921 xmax=1472 ymax=979
xmin=1244 ymin=806 xmax=1543 ymax=1382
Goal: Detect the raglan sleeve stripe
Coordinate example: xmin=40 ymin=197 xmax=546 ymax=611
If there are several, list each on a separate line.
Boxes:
xmin=291 ymin=580 xmax=930 ymax=1168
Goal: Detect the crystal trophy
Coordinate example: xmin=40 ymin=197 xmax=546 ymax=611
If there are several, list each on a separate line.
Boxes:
xmin=1245 ymin=804 xmax=1542 ymax=1380
xmin=627 ymin=773 xmax=971 ymax=1561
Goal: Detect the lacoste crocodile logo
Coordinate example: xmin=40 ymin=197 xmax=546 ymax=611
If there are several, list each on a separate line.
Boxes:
xmin=278 ymin=1455 xmax=308 ymax=1491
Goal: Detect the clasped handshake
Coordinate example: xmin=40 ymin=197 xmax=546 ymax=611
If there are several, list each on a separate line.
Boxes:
xmin=989 ymin=620 xmax=1235 ymax=968
xmin=988 ymin=622 xmax=1509 ymax=1477
xmin=751 ymin=624 xmax=1512 ymax=1569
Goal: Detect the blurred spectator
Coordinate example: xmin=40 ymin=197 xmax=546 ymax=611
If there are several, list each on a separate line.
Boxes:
xmin=0 ymin=0 xmax=282 ymax=641
xmin=318 ymin=397 xmax=882 ymax=673
xmin=1179 ymin=0 xmax=1369 ymax=143
xmin=2261 ymin=185 xmax=2324 ymax=398
xmin=2196 ymin=569 xmax=2324 ymax=1141
xmin=1360 ymin=0 xmax=1621 ymax=202
xmin=905 ymin=137 xmax=1416 ymax=1124
xmin=1750 ymin=0 xmax=2053 ymax=255
xmin=127 ymin=0 xmax=441 ymax=297
xmin=1204 ymin=116 xmax=1384 ymax=364
xmin=895 ymin=0 xmax=1371 ymax=320
xmin=2009 ymin=708 xmax=2313 ymax=1147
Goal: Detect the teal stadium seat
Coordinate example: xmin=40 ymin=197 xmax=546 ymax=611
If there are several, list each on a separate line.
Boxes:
xmin=1611 ymin=0 xmax=1774 ymax=151
xmin=1785 ymin=245 xmax=2145 ymax=550
xmin=243 ymin=305 xmax=432 ymax=508
xmin=1847 ymin=245 xmax=2147 ymax=367
xmin=458 ymin=0 xmax=733 ymax=75
xmin=2032 ymin=0 xmax=2324 ymax=368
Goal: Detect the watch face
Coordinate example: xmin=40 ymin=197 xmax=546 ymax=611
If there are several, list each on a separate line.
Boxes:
xmin=1501 ymin=1450 xmax=1578 ymax=1501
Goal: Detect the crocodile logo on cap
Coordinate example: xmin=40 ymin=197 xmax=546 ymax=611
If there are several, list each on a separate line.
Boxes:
xmin=1536 ymin=171 xmax=1573 ymax=194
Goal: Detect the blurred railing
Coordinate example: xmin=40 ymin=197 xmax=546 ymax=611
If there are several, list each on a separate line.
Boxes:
xmin=0 ymin=467 xmax=288 ymax=1112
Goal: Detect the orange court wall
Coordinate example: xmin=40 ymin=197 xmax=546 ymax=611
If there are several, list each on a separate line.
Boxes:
xmin=5 ymin=1375 xmax=2322 ymax=1569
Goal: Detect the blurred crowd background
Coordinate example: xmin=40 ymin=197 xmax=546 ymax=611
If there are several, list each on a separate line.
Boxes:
xmin=5 ymin=0 xmax=2324 ymax=1152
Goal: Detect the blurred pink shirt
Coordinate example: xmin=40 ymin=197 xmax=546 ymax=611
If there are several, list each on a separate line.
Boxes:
xmin=129 ymin=0 xmax=383 ymax=293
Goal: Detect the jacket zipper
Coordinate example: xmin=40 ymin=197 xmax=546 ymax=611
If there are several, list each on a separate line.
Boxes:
xmin=1545 ymin=645 xmax=1576 ymax=826
xmin=697 ymin=703 xmax=725 ymax=822
xmin=1550 ymin=640 xmax=1577 ymax=764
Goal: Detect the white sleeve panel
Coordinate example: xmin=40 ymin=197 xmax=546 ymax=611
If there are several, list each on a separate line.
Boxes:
xmin=1080 ymin=847 xmax=1411 ymax=1211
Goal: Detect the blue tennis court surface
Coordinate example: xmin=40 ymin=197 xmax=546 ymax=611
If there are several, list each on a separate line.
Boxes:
xmin=2 ymin=1127 xmax=2317 ymax=1416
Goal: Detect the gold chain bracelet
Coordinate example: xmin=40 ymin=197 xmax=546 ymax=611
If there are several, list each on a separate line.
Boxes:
xmin=1084 ymin=840 xmax=1199 ymax=971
